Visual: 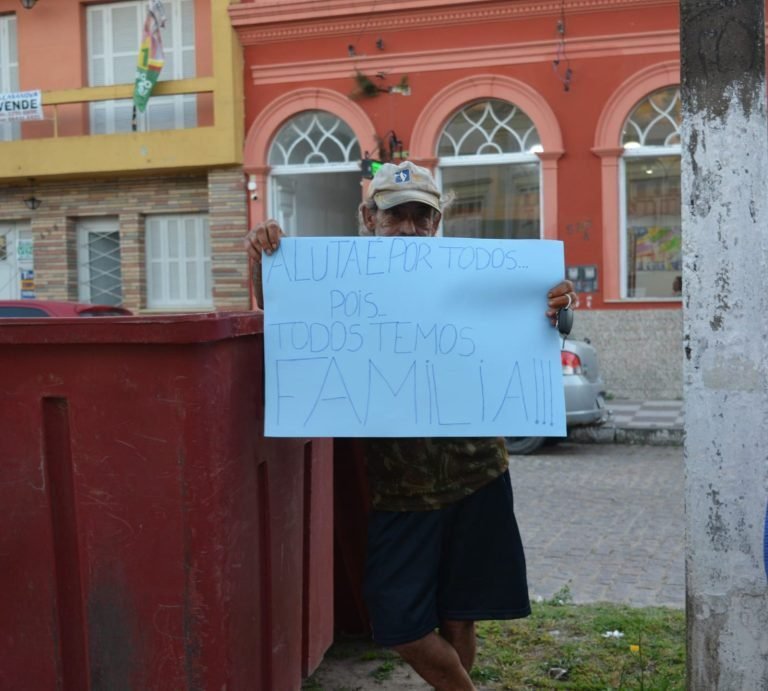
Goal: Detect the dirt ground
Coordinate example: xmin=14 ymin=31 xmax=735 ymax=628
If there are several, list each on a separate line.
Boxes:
xmin=306 ymin=657 xmax=432 ymax=691
xmin=303 ymin=635 xmax=497 ymax=691
xmin=303 ymin=636 xmax=432 ymax=691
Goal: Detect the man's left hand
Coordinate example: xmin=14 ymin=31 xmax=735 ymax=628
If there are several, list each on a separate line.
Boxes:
xmin=546 ymin=280 xmax=577 ymax=326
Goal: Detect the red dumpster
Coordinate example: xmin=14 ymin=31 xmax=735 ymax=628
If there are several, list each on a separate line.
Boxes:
xmin=0 ymin=312 xmax=333 ymax=691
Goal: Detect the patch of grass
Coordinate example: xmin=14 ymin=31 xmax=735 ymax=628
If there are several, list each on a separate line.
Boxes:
xmin=477 ymin=600 xmax=685 ymax=689
xmin=304 ymin=603 xmax=685 ymax=690
xmin=370 ymin=659 xmax=396 ymax=682
xmin=470 ymin=664 xmax=503 ymax=683
xmin=545 ymin=583 xmax=574 ymax=606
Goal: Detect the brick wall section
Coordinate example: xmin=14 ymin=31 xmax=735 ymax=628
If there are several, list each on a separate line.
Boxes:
xmin=208 ymin=167 xmax=250 ymax=310
xmin=64 ymin=218 xmax=78 ymax=301
xmin=120 ymin=212 xmax=143 ymax=309
xmin=0 ymin=168 xmax=250 ymax=312
xmin=26 ymin=201 xmax=68 ymax=302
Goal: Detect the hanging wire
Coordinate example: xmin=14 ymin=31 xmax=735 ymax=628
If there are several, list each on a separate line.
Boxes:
xmin=347 ymin=0 xmax=411 ymax=102
xmin=552 ymin=0 xmax=573 ymax=92
xmin=348 ymin=0 xmax=379 ymax=57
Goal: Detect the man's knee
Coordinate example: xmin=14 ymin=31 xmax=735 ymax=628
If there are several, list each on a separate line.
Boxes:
xmin=440 ymin=619 xmax=475 ymax=637
xmin=391 ymin=634 xmax=429 ymax=661
xmin=390 ymin=631 xmax=477 ymax=690
xmin=439 ymin=619 xmax=477 ymax=673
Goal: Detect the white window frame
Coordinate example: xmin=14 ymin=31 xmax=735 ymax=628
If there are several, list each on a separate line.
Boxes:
xmin=146 ymin=213 xmax=212 ymax=309
xmin=77 ymin=217 xmax=123 ymax=305
xmin=619 ymin=146 xmax=682 ymax=301
xmin=436 ymin=99 xmax=544 ymax=239
xmin=268 ymin=110 xmax=361 ymax=167
xmin=437 ymin=153 xmax=543 ymax=239
xmin=267 ymin=111 xmax=362 ymax=236
xmin=618 ymin=86 xmax=681 ymax=300
xmin=268 ymin=163 xmax=361 ymax=233
xmin=0 ymin=16 xmax=19 ymax=142
xmin=87 ymin=0 xmax=196 ymax=134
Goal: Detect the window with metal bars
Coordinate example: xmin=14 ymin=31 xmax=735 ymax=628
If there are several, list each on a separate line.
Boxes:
xmin=77 ymin=218 xmax=124 ymax=306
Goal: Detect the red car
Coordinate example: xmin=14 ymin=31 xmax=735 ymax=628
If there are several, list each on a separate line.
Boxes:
xmin=0 ymin=300 xmax=132 ymax=318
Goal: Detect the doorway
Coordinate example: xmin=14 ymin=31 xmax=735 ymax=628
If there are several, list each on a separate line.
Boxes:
xmin=0 ymin=222 xmax=33 ymax=300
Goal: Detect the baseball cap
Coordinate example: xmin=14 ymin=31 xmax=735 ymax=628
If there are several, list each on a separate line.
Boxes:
xmin=367 ymin=160 xmax=442 ymax=212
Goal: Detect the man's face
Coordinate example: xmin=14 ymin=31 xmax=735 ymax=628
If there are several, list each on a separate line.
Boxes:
xmin=363 ymin=201 xmax=441 ymax=238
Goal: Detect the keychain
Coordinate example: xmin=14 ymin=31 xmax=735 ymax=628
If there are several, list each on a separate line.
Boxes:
xmin=557 ymin=294 xmax=574 ymax=348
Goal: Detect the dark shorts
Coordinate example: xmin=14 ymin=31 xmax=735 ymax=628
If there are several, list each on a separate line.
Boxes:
xmin=362 ymin=472 xmax=531 ymax=647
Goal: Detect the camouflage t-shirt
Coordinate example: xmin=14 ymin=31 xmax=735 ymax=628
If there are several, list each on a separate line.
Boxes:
xmin=362 ymin=436 xmax=509 ymax=511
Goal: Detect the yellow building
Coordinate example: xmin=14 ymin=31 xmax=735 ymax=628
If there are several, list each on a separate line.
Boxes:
xmin=0 ymin=0 xmax=247 ymax=313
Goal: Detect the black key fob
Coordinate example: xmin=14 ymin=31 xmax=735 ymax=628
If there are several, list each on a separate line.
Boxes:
xmin=557 ymin=307 xmax=573 ymax=337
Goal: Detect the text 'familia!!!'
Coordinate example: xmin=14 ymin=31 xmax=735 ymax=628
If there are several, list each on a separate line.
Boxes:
xmin=271 ymin=355 xmax=560 ymax=435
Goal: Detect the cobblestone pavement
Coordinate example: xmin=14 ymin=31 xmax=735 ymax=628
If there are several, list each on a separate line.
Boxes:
xmin=509 ymin=442 xmax=684 ymax=608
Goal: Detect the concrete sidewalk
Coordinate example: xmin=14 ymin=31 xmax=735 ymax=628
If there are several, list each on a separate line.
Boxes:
xmin=570 ymin=398 xmax=684 ymax=445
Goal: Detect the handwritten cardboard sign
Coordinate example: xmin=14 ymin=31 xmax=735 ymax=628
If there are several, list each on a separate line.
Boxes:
xmin=263 ymin=236 xmax=566 ymax=438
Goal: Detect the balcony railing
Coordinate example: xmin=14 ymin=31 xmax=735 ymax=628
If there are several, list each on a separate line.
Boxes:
xmin=31 ymin=78 xmax=215 ymax=139
xmin=0 ymin=76 xmax=240 ymax=180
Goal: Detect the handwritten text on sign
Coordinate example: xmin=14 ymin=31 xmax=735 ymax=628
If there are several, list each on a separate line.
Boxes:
xmin=263 ymin=236 xmax=566 ymax=438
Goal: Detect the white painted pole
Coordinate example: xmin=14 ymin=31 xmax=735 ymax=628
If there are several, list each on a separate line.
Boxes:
xmin=680 ymin=1 xmax=768 ymax=688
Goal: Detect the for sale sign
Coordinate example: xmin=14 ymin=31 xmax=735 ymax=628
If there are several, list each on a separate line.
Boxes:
xmin=0 ymin=91 xmax=43 ymax=122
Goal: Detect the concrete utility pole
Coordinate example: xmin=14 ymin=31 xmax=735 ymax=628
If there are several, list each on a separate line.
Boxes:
xmin=680 ymin=1 xmax=768 ymax=688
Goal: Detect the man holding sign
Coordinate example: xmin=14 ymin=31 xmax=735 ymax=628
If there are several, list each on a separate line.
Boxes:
xmin=246 ymin=161 xmax=577 ymax=690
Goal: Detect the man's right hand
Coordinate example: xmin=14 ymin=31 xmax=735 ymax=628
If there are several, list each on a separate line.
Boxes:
xmin=245 ymin=219 xmax=284 ymax=261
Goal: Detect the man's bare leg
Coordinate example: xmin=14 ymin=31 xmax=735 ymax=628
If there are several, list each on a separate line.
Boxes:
xmin=393 ymin=631 xmax=476 ymax=691
xmin=440 ymin=619 xmax=476 ymax=672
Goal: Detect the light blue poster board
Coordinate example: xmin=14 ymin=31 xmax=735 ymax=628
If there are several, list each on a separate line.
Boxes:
xmin=263 ymin=236 xmax=566 ymax=438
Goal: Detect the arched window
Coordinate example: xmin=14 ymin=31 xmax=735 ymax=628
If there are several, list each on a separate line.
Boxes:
xmin=437 ymin=99 xmax=542 ymax=239
xmin=268 ymin=111 xmax=362 ymax=236
xmin=620 ymin=87 xmax=681 ymax=299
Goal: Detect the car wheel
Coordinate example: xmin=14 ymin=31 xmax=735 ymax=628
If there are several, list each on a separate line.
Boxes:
xmin=504 ymin=436 xmax=546 ymax=455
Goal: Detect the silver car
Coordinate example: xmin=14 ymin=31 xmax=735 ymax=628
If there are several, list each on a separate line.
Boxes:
xmin=505 ymin=338 xmax=606 ymax=454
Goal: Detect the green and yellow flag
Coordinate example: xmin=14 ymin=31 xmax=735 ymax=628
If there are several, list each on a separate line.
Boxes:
xmin=133 ymin=0 xmax=166 ymax=114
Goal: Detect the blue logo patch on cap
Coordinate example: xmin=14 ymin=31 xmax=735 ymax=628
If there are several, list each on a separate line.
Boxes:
xmin=394 ymin=170 xmax=411 ymax=184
